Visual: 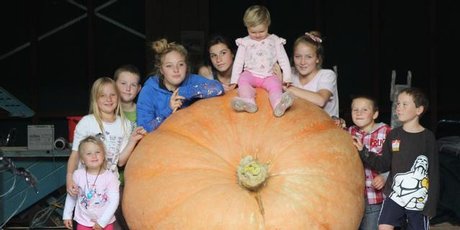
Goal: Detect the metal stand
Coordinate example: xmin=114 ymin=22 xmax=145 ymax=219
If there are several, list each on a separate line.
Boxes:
xmin=390 ymin=70 xmax=412 ymax=128
xmin=0 ymin=87 xmax=34 ymax=118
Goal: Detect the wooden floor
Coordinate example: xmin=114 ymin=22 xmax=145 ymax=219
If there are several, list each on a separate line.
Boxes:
xmin=431 ymin=222 xmax=460 ymax=230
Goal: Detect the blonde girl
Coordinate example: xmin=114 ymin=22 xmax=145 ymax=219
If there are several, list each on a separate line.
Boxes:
xmin=230 ymin=5 xmax=293 ymax=117
xmin=283 ymin=31 xmax=339 ymax=117
xmin=137 ymin=38 xmax=224 ymax=132
xmin=63 ymin=136 xmax=119 ymax=230
xmin=66 ymin=77 xmax=146 ymax=196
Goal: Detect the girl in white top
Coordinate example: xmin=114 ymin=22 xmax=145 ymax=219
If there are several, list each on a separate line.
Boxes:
xmin=63 ymin=136 xmax=119 ymax=230
xmin=66 ymin=77 xmax=146 ymax=196
xmin=283 ymin=31 xmax=339 ymax=117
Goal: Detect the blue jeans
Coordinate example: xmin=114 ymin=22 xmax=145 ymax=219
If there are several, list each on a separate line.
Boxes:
xmin=359 ymin=199 xmax=382 ymax=230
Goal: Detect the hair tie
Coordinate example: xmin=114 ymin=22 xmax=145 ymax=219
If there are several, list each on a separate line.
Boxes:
xmin=305 ymin=32 xmax=322 ymax=43
xmin=167 ymin=42 xmax=176 ymax=49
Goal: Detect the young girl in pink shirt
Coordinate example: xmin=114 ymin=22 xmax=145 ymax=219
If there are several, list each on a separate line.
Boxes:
xmin=230 ymin=5 xmax=293 ymax=117
xmin=63 ymin=136 xmax=120 ymax=230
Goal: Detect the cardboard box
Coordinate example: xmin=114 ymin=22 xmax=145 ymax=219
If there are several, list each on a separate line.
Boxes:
xmin=28 ymin=125 xmax=54 ymax=150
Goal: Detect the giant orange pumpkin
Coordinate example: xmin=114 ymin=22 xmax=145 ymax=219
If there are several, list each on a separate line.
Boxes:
xmin=123 ymin=89 xmax=364 ymax=229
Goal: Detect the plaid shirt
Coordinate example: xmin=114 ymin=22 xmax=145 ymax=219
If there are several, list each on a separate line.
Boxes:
xmin=348 ymin=123 xmax=391 ymax=204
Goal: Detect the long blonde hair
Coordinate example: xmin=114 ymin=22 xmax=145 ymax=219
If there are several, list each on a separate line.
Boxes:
xmin=89 ymin=77 xmax=127 ymax=134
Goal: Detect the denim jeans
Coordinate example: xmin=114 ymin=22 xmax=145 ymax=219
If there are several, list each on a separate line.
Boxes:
xmin=359 ymin=200 xmax=382 ymax=230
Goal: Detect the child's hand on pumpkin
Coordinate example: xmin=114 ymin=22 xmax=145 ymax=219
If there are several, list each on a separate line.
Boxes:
xmin=282 ymin=82 xmax=293 ymax=92
xmin=352 ymin=136 xmax=363 ymax=151
xmin=131 ymin=126 xmax=147 ymax=142
xmin=332 ymin=116 xmax=346 ymax=129
xmin=170 ymin=89 xmax=185 ymax=113
xmin=224 ymin=83 xmax=236 ymax=92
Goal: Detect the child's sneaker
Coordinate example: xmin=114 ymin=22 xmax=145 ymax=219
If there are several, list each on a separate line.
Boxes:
xmin=231 ymin=98 xmax=258 ymax=113
xmin=274 ymin=92 xmax=294 ymax=117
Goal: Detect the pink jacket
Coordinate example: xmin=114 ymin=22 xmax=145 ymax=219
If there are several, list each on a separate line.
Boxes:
xmin=231 ymin=34 xmax=291 ymax=84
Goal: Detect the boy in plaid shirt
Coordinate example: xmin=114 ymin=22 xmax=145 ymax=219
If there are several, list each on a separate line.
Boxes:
xmin=348 ymin=95 xmax=391 ymax=230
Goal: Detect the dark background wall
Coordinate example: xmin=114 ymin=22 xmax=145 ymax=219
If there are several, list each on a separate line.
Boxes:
xmin=1 ymin=0 xmax=459 ymax=146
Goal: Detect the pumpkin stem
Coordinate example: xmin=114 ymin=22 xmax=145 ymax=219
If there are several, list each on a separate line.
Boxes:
xmin=237 ymin=156 xmax=268 ymax=191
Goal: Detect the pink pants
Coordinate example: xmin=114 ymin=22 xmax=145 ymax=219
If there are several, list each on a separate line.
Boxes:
xmin=237 ymin=71 xmax=283 ymax=109
xmin=77 ymin=223 xmax=114 ymax=230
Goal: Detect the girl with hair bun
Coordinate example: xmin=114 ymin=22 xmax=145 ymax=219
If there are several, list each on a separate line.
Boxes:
xmin=137 ymin=38 xmax=224 ymax=132
xmin=282 ymin=31 xmax=340 ymax=118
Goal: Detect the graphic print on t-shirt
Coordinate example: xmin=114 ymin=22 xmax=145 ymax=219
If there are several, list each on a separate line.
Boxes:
xmin=389 ymin=155 xmax=429 ymax=210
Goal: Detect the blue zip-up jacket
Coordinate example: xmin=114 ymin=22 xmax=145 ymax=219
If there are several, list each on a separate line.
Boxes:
xmin=137 ymin=74 xmax=224 ymax=132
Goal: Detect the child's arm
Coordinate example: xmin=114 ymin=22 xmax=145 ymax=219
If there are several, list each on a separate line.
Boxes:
xmin=62 ymin=193 xmax=76 ymax=224
xmin=178 ymin=75 xmax=224 ymax=100
xmin=96 ymin=174 xmax=120 ymax=228
xmin=96 ymin=191 xmax=119 ymax=227
xmin=354 ymin=136 xmax=392 ymax=172
xmin=137 ymin=105 xmax=172 ymax=132
xmin=118 ymin=126 xmax=147 ymax=166
xmin=66 ymin=150 xmax=79 ymax=196
xmin=198 ymin=65 xmax=213 ymax=79
xmin=424 ymin=131 xmax=440 ymax=217
xmin=137 ymin=82 xmax=173 ymax=132
xmin=67 ymin=117 xmax=91 ymax=195
xmin=285 ymin=85 xmax=333 ymax=108
xmin=275 ymin=37 xmax=292 ymax=83
xmin=63 ymin=173 xmax=79 ymax=228
xmin=230 ymin=39 xmax=246 ymax=84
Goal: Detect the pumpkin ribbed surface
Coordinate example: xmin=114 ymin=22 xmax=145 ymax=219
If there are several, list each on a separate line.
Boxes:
xmin=123 ymin=89 xmax=364 ymax=229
